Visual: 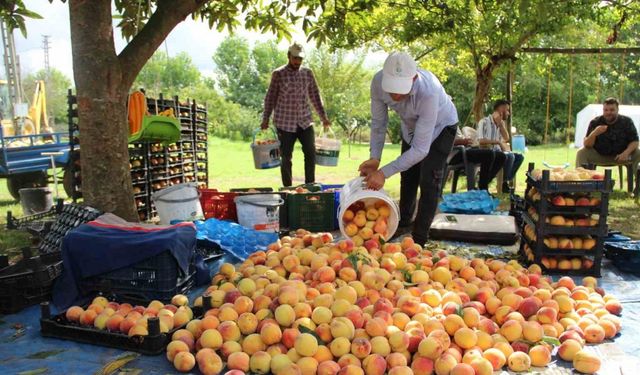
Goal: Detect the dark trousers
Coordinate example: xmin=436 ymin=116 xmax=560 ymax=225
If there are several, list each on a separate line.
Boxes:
xmin=277 ymin=126 xmax=316 ymax=187
xmin=449 ymin=149 xmax=506 ymax=190
xmin=399 ymin=125 xmax=457 ymax=246
xmin=503 ymin=152 xmax=524 ymax=181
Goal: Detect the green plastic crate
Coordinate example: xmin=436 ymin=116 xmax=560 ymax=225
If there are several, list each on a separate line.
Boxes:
xmin=287 ymin=192 xmax=335 ymax=232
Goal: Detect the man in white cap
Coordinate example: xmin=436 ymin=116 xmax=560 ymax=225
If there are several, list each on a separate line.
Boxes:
xmin=262 ymin=42 xmax=331 ymax=187
xmin=359 ymin=52 xmax=459 ymax=246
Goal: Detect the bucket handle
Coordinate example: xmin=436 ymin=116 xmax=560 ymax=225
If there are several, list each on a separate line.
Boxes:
xmin=155 ymin=191 xmax=201 ymax=204
xmin=253 ymin=128 xmax=279 ymax=144
xmin=239 ymin=197 xmax=285 ymax=208
xmin=319 ymin=126 xmax=336 ymax=140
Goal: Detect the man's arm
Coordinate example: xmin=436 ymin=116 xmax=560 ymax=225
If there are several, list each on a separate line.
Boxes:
xmin=369 ymin=79 xmax=389 ymax=162
xmin=379 ymin=94 xmax=438 ymax=178
xmin=616 ymin=121 xmax=640 ymax=161
xmin=307 ymin=70 xmax=329 ymax=124
xmin=583 ymin=120 xmax=607 ymax=148
xmin=261 ymin=71 xmax=279 ymax=126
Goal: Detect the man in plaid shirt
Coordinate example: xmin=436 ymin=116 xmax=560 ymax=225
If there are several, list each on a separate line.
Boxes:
xmin=261 ymin=43 xmax=331 ymax=187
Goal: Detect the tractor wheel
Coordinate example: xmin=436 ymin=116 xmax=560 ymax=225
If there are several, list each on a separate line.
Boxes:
xmin=6 ymin=171 xmax=48 ymax=200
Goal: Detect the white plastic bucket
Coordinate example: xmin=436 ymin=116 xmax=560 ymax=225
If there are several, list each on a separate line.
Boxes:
xmin=151 ymin=183 xmax=203 ymax=225
xmin=252 ymin=128 xmax=281 ymax=169
xmin=235 ymin=194 xmax=284 ymax=232
xmin=338 ymin=177 xmax=400 ymax=241
xmin=315 ymin=127 xmax=341 ymax=167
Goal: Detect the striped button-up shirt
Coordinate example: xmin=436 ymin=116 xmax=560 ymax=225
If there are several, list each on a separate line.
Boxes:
xmin=262 ymin=64 xmax=328 ymax=133
xmin=476 ymin=115 xmax=503 ymax=151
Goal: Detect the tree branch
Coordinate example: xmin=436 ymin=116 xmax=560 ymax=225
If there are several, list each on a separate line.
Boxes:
xmin=118 ymin=0 xmax=207 ymax=87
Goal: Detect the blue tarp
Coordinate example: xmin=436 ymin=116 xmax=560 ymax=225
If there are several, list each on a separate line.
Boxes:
xmin=52 ymin=214 xmax=197 ymax=310
xmin=438 ymin=190 xmax=500 ymax=215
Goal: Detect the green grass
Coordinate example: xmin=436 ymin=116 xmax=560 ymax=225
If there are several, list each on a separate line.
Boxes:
xmin=1 ymin=137 xmax=638 ymax=257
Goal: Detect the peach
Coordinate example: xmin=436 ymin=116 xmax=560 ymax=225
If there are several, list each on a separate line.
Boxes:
xmin=536 ymin=306 xmax=557 ymax=324
xmin=238 ymin=312 xmax=258 ymax=335
xmin=493 ymin=341 xmax=514 ymax=359
xmin=243 ymin=333 xmax=267 ymax=355
xmin=386 ymin=352 xmax=407 ymax=369
xmin=295 ymin=333 xmax=319 ymax=357
xmin=275 ymin=304 xmax=296 ymax=327
xmin=220 ymin=341 xmax=242 ymax=359
xmin=271 ymin=354 xmax=293 ymax=374
xmin=119 ymin=317 xmax=137 ymax=334
xmin=605 ymin=300 xmax=623 ymax=315
xmin=200 ymin=329 xmax=223 ymax=350
xmin=411 ymin=356 xmax=435 ymax=375
xmin=482 ymin=347 xmax=506 ymax=370
xmin=338 ymin=364 xmax=364 ymax=375
xmin=419 ymin=337 xmax=446 ymax=360
xmin=330 ymin=317 xmax=355 ymax=340
xmin=450 ymin=363 xmax=475 ymax=375
xmin=453 ymin=327 xmax=477 ymax=350
xmin=234 ymin=296 xmax=254 ymax=314
xmin=362 ymin=354 xmax=386 ymax=375
xmin=370 ymin=336 xmax=390 ymax=357
xmin=470 ymin=358 xmax=494 ymax=375
xmin=584 ymin=324 xmax=605 ymax=343
xmin=297 ymin=356 xmax=319 ymax=375
xmin=598 ymin=319 xmax=617 ymax=339
xmin=522 ymin=321 xmax=544 ymax=342
xmin=196 ymin=348 xmax=224 ymax=375
xmin=518 ymin=296 xmax=542 ymax=318
xmin=500 ymin=320 xmax=523 ymax=342
xmin=507 ymin=351 xmax=531 ymax=372
xmin=351 ymin=338 xmax=372 ymax=359
xmin=218 ymin=321 xmax=241 ymax=342
xmin=388 ymin=366 xmax=413 ymax=375
xmin=186 ymin=319 xmax=203 ymax=339
xmin=529 ymin=345 xmax=551 ymax=367
xmin=173 ymin=351 xmax=196 ymax=372
xmin=558 ymin=338 xmax=583 ymax=361
xmin=573 ymin=350 xmax=601 ymax=374
xmin=434 ymin=353 xmax=458 ymax=375
xmin=93 ymin=313 xmax=110 ymax=330
xmin=261 ymin=322 xmax=283 ymax=345
xmin=79 ymin=309 xmax=98 ymax=326
xmin=443 ymin=314 xmax=466 ymax=336
xmin=167 ymin=340 xmax=190 ymax=362
xmin=364 ymin=317 xmax=387 ymax=337
xmin=106 ymin=314 xmax=125 ymax=332
xmin=65 ymin=306 xmax=84 ymax=322
xmin=250 ymin=351 xmax=272 ymax=374
xmin=227 ymin=352 xmax=250 ymax=372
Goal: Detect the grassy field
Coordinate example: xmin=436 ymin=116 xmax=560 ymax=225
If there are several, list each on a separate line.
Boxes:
xmin=1 ymin=137 xmax=638 ymax=257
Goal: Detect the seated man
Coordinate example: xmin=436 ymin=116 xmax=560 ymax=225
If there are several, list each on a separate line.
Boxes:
xmin=576 ymin=97 xmax=640 ymax=176
xmin=476 ymin=99 xmax=523 ymax=191
xmin=450 ymin=127 xmax=506 ymax=191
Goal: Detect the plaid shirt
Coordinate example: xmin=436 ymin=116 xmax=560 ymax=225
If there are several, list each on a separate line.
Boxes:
xmin=262 ymin=64 xmax=328 ymax=133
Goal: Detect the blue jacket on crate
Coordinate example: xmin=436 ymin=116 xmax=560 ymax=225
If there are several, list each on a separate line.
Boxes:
xmin=53 ymin=213 xmax=207 ymax=309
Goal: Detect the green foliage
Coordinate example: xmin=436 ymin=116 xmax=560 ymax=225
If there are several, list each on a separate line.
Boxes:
xmin=22 ymin=68 xmax=72 ymax=129
xmin=0 ymin=1 xmax=42 ymax=37
xmin=133 ymin=51 xmax=201 ymax=96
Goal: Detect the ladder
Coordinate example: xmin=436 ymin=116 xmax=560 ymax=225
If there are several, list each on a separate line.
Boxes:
xmin=1 ymin=20 xmax=24 ymax=119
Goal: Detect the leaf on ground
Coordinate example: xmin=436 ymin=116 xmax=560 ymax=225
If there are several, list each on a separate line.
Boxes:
xmin=26 ymin=349 xmax=65 ymax=359
xmin=94 ymin=352 xmax=140 ymax=375
xmin=18 ymin=369 xmax=48 ymax=375
xmin=298 ymin=325 xmax=326 ymax=346
xmin=116 ymin=369 xmax=142 ymax=375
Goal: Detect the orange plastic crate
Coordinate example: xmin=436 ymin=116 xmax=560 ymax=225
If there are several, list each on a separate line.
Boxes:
xmin=199 ymin=189 xmax=238 ymax=221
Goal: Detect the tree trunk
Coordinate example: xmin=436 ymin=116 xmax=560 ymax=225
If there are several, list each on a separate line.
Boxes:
xmin=69 ymin=0 xmax=137 ymax=221
xmin=471 ymin=70 xmax=494 ymax=124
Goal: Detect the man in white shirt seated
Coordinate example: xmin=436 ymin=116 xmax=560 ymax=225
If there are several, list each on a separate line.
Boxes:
xmin=476 ymin=99 xmax=524 ymax=191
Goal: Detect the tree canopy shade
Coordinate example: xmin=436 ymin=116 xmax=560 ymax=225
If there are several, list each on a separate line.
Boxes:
xmin=0 ymin=0 xmax=325 ymax=220
xmin=303 ymin=0 xmax=630 ymax=122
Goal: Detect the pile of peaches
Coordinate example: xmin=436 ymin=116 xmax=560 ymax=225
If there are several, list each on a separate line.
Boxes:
xmin=163 ymin=230 xmax=621 ymax=375
xmin=523 ymin=224 xmax=597 ymax=251
xmin=342 ymin=200 xmax=391 ymax=246
xmin=63 ymin=294 xmax=193 ymax=337
xmin=530 ymin=167 xmax=605 ymax=182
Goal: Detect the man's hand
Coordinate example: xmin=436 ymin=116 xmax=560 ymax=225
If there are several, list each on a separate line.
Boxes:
xmin=499 ymin=142 xmax=511 ymax=152
xmin=358 ymin=159 xmax=380 ymax=177
xmin=260 ymin=119 xmax=269 ymax=130
xmin=322 ymin=118 xmax=331 ymax=128
xmin=593 ymin=125 xmax=608 ymax=136
xmin=364 ymin=170 xmax=385 ymax=190
xmin=615 ymin=151 xmax=631 ymax=163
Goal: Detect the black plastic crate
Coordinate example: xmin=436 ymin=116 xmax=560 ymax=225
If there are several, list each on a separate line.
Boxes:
xmin=520 ymin=235 xmax=602 ymax=277
xmin=40 ymin=296 xmax=209 ymax=355
xmin=287 ymin=192 xmax=335 ymax=232
xmin=38 ymin=204 xmax=102 ymax=254
xmin=526 ymin=163 xmax=614 ymax=193
xmin=79 ymin=251 xmax=195 ymax=305
xmin=0 ymin=249 xmax=63 ymax=314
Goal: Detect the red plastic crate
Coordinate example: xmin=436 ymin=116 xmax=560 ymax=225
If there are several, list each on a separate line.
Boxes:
xmin=199 ymin=189 xmax=238 ymax=221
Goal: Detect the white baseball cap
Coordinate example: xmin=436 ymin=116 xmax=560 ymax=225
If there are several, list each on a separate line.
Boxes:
xmin=382 ymin=52 xmax=417 ymax=94
xmin=288 ymin=43 xmax=305 ymax=58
